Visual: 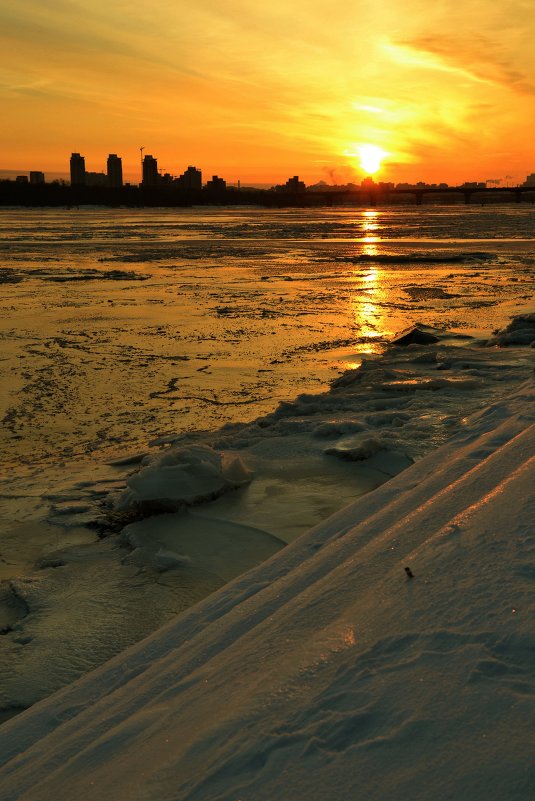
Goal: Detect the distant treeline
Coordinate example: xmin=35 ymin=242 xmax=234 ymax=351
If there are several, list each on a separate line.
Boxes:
xmin=1 ymin=181 xmax=535 ymax=208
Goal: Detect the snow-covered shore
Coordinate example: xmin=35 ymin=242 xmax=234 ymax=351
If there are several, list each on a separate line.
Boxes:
xmin=0 ymin=372 xmax=533 ymax=800
xmin=2 ymin=322 xmax=534 ymax=717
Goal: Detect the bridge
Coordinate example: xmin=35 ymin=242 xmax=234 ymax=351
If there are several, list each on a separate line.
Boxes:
xmin=268 ymin=185 xmax=535 ymax=207
xmin=266 ymin=186 xmax=535 ymax=207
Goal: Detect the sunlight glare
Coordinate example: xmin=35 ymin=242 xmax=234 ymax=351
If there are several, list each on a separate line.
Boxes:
xmin=358 ymin=144 xmax=386 ymax=175
xmin=362 ymin=209 xmax=379 ymax=235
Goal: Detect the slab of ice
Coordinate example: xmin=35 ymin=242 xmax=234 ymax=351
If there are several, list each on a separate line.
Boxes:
xmin=122 ymin=511 xmax=284 ymax=582
xmin=117 ymin=444 xmax=253 ymax=513
xmin=488 ymin=313 xmax=535 ymax=346
xmin=324 ymin=434 xmax=385 ymax=460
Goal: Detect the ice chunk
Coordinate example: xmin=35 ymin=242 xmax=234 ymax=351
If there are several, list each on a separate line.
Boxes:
xmin=116 ymin=445 xmax=253 ymax=513
xmin=488 ymin=312 xmax=535 ymax=346
xmin=391 ymin=324 xmax=442 ymax=345
xmin=312 ymin=421 xmax=366 ymax=439
xmin=105 ymin=451 xmax=148 ymax=466
xmin=324 ymin=435 xmax=385 ymax=461
xmin=122 ymin=511 xmax=285 ymax=581
xmin=392 ymin=323 xmax=473 ymax=346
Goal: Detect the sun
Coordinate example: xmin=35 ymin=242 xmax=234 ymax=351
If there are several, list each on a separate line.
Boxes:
xmin=358 ymin=144 xmax=386 ymax=175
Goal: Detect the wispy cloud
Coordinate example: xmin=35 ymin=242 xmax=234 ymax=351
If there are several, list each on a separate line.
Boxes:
xmin=394 ymin=34 xmax=535 ymax=95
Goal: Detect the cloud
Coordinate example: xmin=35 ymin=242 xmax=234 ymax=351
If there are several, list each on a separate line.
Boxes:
xmin=394 ymin=34 xmax=535 ymax=95
xmin=1 ymin=0 xmax=535 ymax=180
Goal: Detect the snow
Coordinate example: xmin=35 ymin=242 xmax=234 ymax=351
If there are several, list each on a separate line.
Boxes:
xmin=0 ymin=377 xmax=533 ymax=800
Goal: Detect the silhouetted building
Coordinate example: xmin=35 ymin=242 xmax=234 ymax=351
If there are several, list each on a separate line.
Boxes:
xmin=85 ymin=171 xmax=107 ymax=187
xmin=15 ymin=175 xmax=28 ymax=183
xmin=205 ymin=175 xmax=226 ymax=191
xmin=30 ymin=171 xmax=45 ymax=185
xmin=107 ymin=154 xmax=123 ymax=188
xmin=176 ymin=166 xmax=202 ymax=190
xmin=276 ymin=175 xmax=306 ymax=192
xmin=288 ymin=175 xmax=306 ymax=192
xmin=142 ymin=155 xmax=159 ymax=186
xmin=395 ymin=181 xmax=450 ymax=190
xmin=70 ymin=153 xmax=86 ymax=186
xmin=522 ymin=173 xmax=535 ymax=187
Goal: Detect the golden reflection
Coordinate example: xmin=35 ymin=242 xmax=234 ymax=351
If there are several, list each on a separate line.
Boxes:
xmin=351 ymin=261 xmax=386 ymax=344
xmin=362 ymin=242 xmax=379 ymax=257
xmin=362 ymin=209 xmax=380 ymax=235
xmin=360 ymin=211 xmax=381 ymax=249
xmin=362 ymin=268 xmax=378 ymax=285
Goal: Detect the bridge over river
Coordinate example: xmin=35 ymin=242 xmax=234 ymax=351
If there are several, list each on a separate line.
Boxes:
xmin=270 ymin=185 xmax=535 ymax=207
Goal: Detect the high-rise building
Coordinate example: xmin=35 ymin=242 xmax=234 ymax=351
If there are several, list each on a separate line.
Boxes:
xmin=205 ymin=175 xmax=226 ymax=191
xmin=70 ymin=153 xmax=86 ymax=186
xmin=142 ymin=155 xmax=159 ymax=186
xmin=85 ymin=172 xmax=107 ymax=186
xmin=30 ymin=171 xmax=45 ymax=184
xmin=107 ymin=154 xmax=123 ymax=188
xmin=275 ymin=175 xmax=306 ymax=193
xmin=176 ymin=166 xmax=202 ymax=190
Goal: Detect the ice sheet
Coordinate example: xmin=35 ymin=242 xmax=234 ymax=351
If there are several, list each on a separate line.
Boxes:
xmin=2 ymin=207 xmax=535 ymax=722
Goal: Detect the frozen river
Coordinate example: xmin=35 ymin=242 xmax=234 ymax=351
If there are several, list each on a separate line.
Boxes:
xmin=1 ymin=205 xmax=535 ymax=470
xmin=1 ymin=205 xmax=535 ymax=716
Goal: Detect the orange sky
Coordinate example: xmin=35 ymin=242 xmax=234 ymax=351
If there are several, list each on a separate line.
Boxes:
xmin=1 ymin=0 xmax=535 ymax=185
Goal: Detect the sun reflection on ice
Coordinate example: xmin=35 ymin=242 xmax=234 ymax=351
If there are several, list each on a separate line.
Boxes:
xmin=351 ymin=255 xmax=386 ymax=346
xmin=362 ymin=209 xmax=380 ymax=237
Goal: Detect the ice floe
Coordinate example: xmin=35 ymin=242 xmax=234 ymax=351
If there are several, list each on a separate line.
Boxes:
xmin=116 ymin=444 xmax=252 ymax=513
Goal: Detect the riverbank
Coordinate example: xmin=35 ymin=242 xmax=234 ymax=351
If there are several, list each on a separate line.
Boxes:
xmin=0 ymin=370 xmax=533 ymax=800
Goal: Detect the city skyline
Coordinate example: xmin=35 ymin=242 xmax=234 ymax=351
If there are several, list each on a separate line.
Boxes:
xmin=1 ymin=2 xmax=535 ymax=185
xmin=2 ymin=149 xmax=535 ymax=191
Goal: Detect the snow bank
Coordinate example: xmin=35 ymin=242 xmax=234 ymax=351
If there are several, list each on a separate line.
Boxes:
xmin=0 ymin=378 xmax=534 ymax=801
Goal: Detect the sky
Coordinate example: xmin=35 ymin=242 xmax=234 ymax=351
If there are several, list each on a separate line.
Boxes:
xmin=1 ymin=0 xmax=535 ymax=185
